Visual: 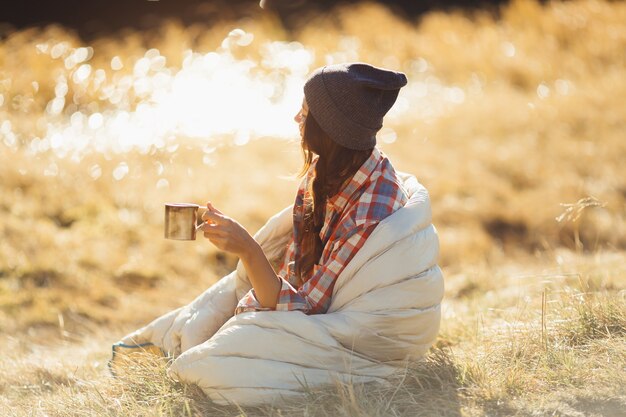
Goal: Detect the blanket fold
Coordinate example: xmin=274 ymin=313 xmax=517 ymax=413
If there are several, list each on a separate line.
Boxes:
xmin=116 ymin=172 xmax=443 ymax=406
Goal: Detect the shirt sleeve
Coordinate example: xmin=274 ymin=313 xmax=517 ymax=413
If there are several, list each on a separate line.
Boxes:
xmin=234 ymin=288 xmax=273 ymax=315
xmin=275 ymin=222 xmax=378 ymax=314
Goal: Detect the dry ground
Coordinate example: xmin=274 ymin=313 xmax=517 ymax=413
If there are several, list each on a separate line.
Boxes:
xmin=1 ymin=0 xmax=625 ymax=415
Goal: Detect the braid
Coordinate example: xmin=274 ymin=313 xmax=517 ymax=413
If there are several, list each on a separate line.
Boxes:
xmin=295 ymin=112 xmax=371 ymax=283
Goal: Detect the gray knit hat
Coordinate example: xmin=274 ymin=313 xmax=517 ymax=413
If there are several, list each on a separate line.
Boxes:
xmin=303 ymin=62 xmax=407 ymax=150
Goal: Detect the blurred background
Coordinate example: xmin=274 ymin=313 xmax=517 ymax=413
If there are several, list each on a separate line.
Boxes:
xmin=1 ymin=1 xmax=625 ymax=415
xmin=0 ymin=0 xmax=624 ymax=346
xmin=2 ymin=0 xmax=511 ymax=37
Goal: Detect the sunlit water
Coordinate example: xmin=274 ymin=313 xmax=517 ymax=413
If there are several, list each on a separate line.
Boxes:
xmin=0 ymin=27 xmax=473 ymax=173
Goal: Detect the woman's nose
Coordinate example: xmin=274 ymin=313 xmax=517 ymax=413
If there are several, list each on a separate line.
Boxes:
xmin=294 ymin=111 xmax=301 ymax=123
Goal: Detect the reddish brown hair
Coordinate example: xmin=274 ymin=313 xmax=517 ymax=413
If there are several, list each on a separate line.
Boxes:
xmin=295 ymin=111 xmax=372 ymax=283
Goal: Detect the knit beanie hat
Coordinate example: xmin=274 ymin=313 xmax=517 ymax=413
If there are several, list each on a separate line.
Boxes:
xmin=303 ymin=62 xmax=407 ymax=150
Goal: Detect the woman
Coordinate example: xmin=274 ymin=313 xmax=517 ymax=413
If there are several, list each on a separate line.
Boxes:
xmin=114 ymin=63 xmax=443 ymax=405
xmin=199 ymin=62 xmax=409 ymax=315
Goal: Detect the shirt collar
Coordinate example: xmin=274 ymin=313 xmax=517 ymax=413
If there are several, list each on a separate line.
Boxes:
xmin=327 ymin=147 xmax=382 ymax=213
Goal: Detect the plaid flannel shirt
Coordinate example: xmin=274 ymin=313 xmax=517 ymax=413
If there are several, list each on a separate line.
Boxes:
xmin=235 ymin=147 xmax=408 ymax=315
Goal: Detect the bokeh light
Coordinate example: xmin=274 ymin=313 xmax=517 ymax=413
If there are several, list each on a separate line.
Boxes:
xmin=0 ymin=25 xmax=472 ymax=165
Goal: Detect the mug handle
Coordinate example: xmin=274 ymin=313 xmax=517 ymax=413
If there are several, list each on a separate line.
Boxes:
xmin=195 ymin=208 xmax=215 ymax=231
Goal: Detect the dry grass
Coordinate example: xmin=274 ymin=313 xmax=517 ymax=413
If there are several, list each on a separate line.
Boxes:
xmin=2 ymin=259 xmax=623 ymax=416
xmin=1 ymin=0 xmax=625 ymax=415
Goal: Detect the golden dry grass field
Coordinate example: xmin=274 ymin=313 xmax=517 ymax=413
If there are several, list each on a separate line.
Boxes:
xmin=0 ymin=0 xmax=625 ymax=415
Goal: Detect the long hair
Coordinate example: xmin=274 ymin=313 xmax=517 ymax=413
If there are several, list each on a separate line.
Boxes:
xmin=295 ymin=111 xmax=372 ymax=283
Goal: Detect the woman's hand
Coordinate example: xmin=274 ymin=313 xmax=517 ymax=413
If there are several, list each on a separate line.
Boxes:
xmin=199 ymin=202 xmax=256 ymax=258
xmin=200 ymin=202 xmax=281 ymax=309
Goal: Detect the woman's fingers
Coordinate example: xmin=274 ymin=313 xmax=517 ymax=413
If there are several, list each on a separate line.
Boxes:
xmin=205 ymin=230 xmax=227 ymax=241
xmin=201 ymin=209 xmax=227 ymax=224
xmin=205 ymin=201 xmax=224 ymax=215
xmin=200 ymin=223 xmax=228 ymax=236
xmin=204 ymin=235 xmax=229 ymax=251
xmin=198 ymin=202 xmax=254 ymax=256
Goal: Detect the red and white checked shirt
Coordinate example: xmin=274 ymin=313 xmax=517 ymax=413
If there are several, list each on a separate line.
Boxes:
xmin=235 ymin=147 xmax=408 ymax=315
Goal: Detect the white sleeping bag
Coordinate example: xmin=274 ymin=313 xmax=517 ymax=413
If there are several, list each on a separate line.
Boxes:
xmin=117 ymin=172 xmax=443 ymax=406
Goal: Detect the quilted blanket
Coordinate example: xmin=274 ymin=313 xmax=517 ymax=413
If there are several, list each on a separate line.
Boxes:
xmin=115 ymin=172 xmax=443 ymax=406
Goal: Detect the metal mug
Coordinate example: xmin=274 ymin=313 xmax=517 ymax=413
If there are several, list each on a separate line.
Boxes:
xmin=164 ymin=203 xmax=202 ymax=240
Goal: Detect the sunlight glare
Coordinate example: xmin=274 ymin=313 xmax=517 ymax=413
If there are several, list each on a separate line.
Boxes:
xmin=47 ymin=97 xmax=65 ymax=116
xmin=89 ymin=164 xmax=102 ymax=180
xmin=111 ymin=56 xmax=124 ymax=71
xmin=88 ymin=113 xmax=103 ymax=129
xmin=2 ymin=26 xmax=471 ymax=162
xmin=501 ymin=41 xmax=516 ymax=57
xmin=155 ymin=161 xmax=164 ymax=175
xmin=50 ymin=42 xmax=69 ymax=59
xmin=43 ymin=162 xmax=59 ymax=176
xmin=410 ymin=58 xmax=429 ymax=73
xmin=113 ymin=162 xmax=129 ymax=180
xmin=72 ymin=64 xmax=92 ymax=84
xmin=1 ymin=120 xmax=17 ymax=148
xmin=31 ymin=35 xmax=315 ymax=159
xmin=379 ymin=127 xmax=397 ymax=144
xmin=156 ymin=178 xmax=169 ymax=189
xmin=537 ymin=83 xmax=550 ymax=99
xmin=555 ymin=79 xmax=572 ymax=95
